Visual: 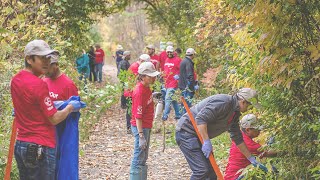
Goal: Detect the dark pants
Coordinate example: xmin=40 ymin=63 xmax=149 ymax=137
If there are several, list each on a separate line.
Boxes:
xmin=175 ymin=130 xmax=217 ymax=180
xmin=89 ymin=64 xmax=97 ymax=82
xmin=14 ymin=140 xmax=56 ymax=180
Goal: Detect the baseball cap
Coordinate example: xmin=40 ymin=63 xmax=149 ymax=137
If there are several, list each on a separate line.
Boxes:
xmin=166 ymin=46 xmax=174 ymax=52
xmin=166 ymin=41 xmax=174 ymax=46
xmin=237 ymin=88 xmax=261 ymax=108
xmin=186 ymin=48 xmax=196 ymax=55
xmin=117 ymin=45 xmax=123 ymax=50
xmin=47 ymin=53 xmax=59 ymax=64
xmin=24 ymin=40 xmax=58 ymax=57
xmin=139 ymin=54 xmax=150 ymax=62
xmin=123 ymin=51 xmax=131 ymax=57
xmin=146 ymin=44 xmax=155 ymax=49
xmin=240 ymin=114 xmax=263 ymax=130
xmin=138 ymin=62 xmax=160 ymax=77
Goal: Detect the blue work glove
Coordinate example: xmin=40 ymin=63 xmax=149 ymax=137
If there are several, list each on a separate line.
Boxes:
xmin=194 ymin=85 xmax=199 ymax=90
xmin=201 ymin=139 xmax=213 ymax=158
xmin=173 ymin=74 xmax=179 ymax=80
xmin=68 ymin=100 xmax=86 ymax=112
xmin=12 ymin=109 xmax=15 ymax=117
xmin=248 ymin=156 xmax=268 ymax=173
xmin=139 ymin=136 xmax=147 ymax=150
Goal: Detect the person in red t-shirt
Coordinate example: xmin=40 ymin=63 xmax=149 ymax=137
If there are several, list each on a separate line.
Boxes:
xmin=130 ymin=62 xmax=160 ymax=179
xmin=161 ymin=45 xmax=182 ymax=121
xmin=224 ymin=114 xmax=277 ymax=180
xmin=94 ymin=44 xmax=105 ymax=83
xmin=146 ymin=44 xmax=160 ymax=70
xmin=43 ymin=53 xmax=79 ymax=101
xmin=11 ymin=40 xmax=83 ymax=179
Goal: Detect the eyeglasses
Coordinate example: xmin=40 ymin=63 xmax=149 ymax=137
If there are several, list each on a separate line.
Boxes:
xmin=167 ymin=52 xmax=173 ymax=54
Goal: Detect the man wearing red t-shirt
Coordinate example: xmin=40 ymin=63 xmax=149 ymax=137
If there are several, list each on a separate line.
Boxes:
xmin=224 ymin=114 xmax=277 ymax=180
xmin=95 ymin=44 xmax=105 ymax=83
xmin=11 ymin=40 xmax=82 ymax=179
xmin=162 ymin=45 xmax=182 ymax=121
xmin=146 ymin=44 xmax=160 ymax=70
xmin=43 ymin=53 xmax=78 ymax=101
xmin=130 ymin=62 xmax=160 ymax=179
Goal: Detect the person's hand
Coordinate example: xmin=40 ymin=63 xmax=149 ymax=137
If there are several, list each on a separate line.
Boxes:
xmin=201 ymin=139 xmax=213 ymax=158
xmin=68 ymin=101 xmax=83 ymax=112
xmin=173 ymin=74 xmax=179 ymax=80
xmin=194 ymin=85 xmax=199 ymax=90
xmin=248 ymin=156 xmax=268 ymax=173
xmin=139 ymin=136 xmax=147 ymax=150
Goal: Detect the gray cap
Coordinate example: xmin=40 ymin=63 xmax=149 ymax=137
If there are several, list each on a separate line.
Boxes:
xmin=47 ymin=53 xmax=59 ymax=64
xmin=138 ymin=62 xmax=160 ymax=77
xmin=237 ymin=88 xmax=261 ymax=108
xmin=24 ymin=40 xmax=58 ymax=57
xmin=139 ymin=54 xmax=151 ymax=62
xmin=123 ymin=51 xmax=131 ymax=57
xmin=240 ymin=114 xmax=263 ymax=130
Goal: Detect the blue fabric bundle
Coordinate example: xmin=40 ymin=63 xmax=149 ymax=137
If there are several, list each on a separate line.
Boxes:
xmin=54 ymin=96 xmax=85 ymax=180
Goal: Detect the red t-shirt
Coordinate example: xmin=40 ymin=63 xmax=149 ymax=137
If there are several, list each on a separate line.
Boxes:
xmin=224 ymin=132 xmax=263 ymax=180
xmin=163 ymin=56 xmax=181 ymax=88
xmin=130 ymin=82 xmax=154 ymax=128
xmin=11 ymin=70 xmax=58 ymax=148
xmin=43 ymin=74 xmax=78 ymax=101
xmin=129 ymin=62 xmax=140 ymax=76
xmin=159 ymin=51 xmax=177 ymax=71
xmin=150 ymin=54 xmax=159 ymax=69
xmin=95 ymin=48 xmax=105 ymax=64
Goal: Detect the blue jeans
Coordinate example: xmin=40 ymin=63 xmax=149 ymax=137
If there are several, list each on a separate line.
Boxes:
xmin=14 ymin=140 xmax=56 ymax=180
xmin=130 ymin=126 xmax=151 ymax=180
xmin=162 ymin=88 xmax=181 ymax=120
xmin=175 ymin=130 xmax=217 ymax=180
xmin=181 ymin=89 xmax=194 ymax=115
xmin=95 ymin=63 xmax=103 ymax=82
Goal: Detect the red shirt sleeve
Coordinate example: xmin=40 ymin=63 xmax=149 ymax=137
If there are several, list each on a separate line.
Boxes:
xmin=36 ymin=82 xmax=57 ymax=117
xmin=134 ymin=89 xmax=144 ymax=119
xmin=65 ymin=82 xmax=79 ymax=98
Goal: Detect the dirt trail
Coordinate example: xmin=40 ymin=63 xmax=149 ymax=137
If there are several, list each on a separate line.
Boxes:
xmin=79 ymin=62 xmax=191 ymax=180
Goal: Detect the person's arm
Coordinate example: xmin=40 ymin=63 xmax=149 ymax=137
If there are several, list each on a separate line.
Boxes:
xmin=197 ymin=124 xmax=209 ymax=141
xmin=236 ymin=142 xmax=252 ymax=158
xmin=262 ymin=150 xmax=278 ymax=157
xmin=48 ymin=105 xmax=74 ymax=125
xmin=136 ymin=118 xmax=144 ymax=135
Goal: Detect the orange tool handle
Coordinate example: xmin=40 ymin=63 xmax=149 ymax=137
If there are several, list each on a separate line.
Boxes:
xmin=4 ymin=119 xmax=17 ymax=180
xmin=181 ymin=96 xmax=224 ymax=180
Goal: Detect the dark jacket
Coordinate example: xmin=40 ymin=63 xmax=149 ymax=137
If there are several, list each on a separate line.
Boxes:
xmin=118 ymin=59 xmax=131 ymax=76
xmin=88 ymin=50 xmax=95 ymax=67
xmin=178 ymin=56 xmax=195 ymax=91
xmin=176 ymin=94 xmax=244 ymax=145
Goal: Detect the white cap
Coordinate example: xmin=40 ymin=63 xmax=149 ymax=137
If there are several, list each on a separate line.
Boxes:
xmin=166 ymin=46 xmax=174 ymax=52
xmin=166 ymin=41 xmax=174 ymax=46
xmin=138 ymin=62 xmax=160 ymax=77
xmin=240 ymin=114 xmax=263 ymax=130
xmin=186 ymin=48 xmax=196 ymax=55
xmin=24 ymin=40 xmax=58 ymax=57
xmin=47 ymin=53 xmax=59 ymax=64
xmin=146 ymin=44 xmax=155 ymax=49
xmin=139 ymin=54 xmax=150 ymax=62
xmin=117 ymin=45 xmax=123 ymax=50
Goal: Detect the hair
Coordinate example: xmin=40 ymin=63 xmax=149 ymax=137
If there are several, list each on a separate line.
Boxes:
xmin=137 ymin=74 xmax=147 ymax=82
xmin=95 ymin=44 xmax=100 ymax=48
xmin=25 ymin=55 xmax=36 ymax=68
xmin=175 ymin=48 xmax=182 ymax=54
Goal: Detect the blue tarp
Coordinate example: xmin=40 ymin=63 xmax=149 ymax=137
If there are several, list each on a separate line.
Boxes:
xmin=54 ymin=96 xmax=85 ymax=180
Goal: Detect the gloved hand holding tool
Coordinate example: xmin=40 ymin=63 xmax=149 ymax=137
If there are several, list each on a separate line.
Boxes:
xmin=202 ymin=139 xmax=213 ymax=158
xmin=248 ymin=156 xmax=268 ymax=173
xmin=173 ymin=74 xmax=179 ymax=80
